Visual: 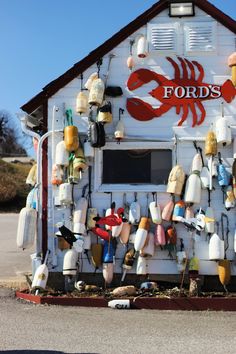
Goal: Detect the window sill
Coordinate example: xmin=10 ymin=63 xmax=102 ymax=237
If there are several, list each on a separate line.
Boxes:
xmin=96 ymin=184 xmax=167 ymax=193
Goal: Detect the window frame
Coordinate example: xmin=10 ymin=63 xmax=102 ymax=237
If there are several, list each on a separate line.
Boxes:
xmin=94 ymin=141 xmax=174 ymax=192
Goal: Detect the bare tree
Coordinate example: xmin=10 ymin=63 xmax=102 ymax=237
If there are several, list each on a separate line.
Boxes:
xmin=0 ymin=110 xmax=29 ymax=157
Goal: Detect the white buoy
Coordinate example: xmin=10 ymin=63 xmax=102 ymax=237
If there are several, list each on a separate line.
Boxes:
xmin=200 ymin=166 xmax=210 ymax=189
xmin=137 ymin=35 xmax=148 ymax=58
xmin=87 ymin=207 xmax=97 ymax=229
xmin=63 ymin=249 xmax=78 ymax=275
xmin=16 ymin=207 xmax=37 ymax=249
xmin=209 ymin=233 xmax=224 ymax=261
xmin=134 ymin=218 xmax=150 ymax=251
xmin=103 ymin=262 xmax=114 ymax=285
xmin=129 ymin=201 xmax=141 ymax=224
xmin=88 ymin=78 xmax=105 ymax=106
xmin=73 ymin=198 xmax=88 ymax=224
xmin=215 ymin=117 xmax=232 ymax=146
xmin=55 ymin=141 xmax=69 ymax=166
xmin=140 ymin=232 xmax=155 ymax=257
xmin=149 ymin=201 xmax=162 ymax=224
xmin=76 ymin=91 xmax=88 ymax=115
xmin=84 ymin=72 xmax=98 ymax=90
xmin=108 ymin=299 xmax=131 ymax=309
xmin=83 ymin=140 xmax=94 ymax=158
xmin=112 ymin=221 xmax=123 ymax=237
xmin=176 ymin=251 xmax=187 ymax=272
xmin=192 ymin=153 xmax=202 ymax=173
xmin=59 ymin=183 xmax=72 ymax=205
xmin=31 ymin=251 xmax=49 ymax=291
xmin=184 ymin=174 xmax=201 ymax=204
xmin=136 ymin=255 xmax=147 ymax=275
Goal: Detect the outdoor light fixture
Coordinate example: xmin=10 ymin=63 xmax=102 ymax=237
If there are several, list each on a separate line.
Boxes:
xmin=169 ymin=1 xmax=195 ymax=17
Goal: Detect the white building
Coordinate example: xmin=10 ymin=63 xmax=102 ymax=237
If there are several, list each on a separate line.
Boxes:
xmin=21 ymin=0 xmax=236 ymax=286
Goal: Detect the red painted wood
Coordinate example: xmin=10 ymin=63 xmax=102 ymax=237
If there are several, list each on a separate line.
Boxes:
xmin=126 ymin=58 xmax=236 ymax=127
xmin=15 ymin=292 xmax=236 ymax=311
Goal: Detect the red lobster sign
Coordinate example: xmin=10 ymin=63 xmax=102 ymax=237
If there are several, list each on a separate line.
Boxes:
xmin=126 ymin=56 xmax=236 ymax=127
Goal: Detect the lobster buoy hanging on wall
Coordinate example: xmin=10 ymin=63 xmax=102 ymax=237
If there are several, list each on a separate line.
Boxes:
xmin=184 ymin=173 xmax=201 ymax=204
xmin=172 ymin=200 xmax=185 ymax=222
xmin=26 ymin=164 xmax=37 ymax=186
xmin=149 ymin=195 xmax=162 ymax=224
xmin=162 ymin=199 xmax=174 ymax=221
xmin=166 ymin=165 xmax=185 ymax=196
xmin=119 ymin=222 xmax=131 ymax=244
xmin=114 ymin=108 xmax=125 ymax=144
xmin=103 ymin=263 xmax=114 ymax=285
xmin=136 ymin=255 xmax=147 ymax=275
xmin=91 ymin=243 xmax=103 ymax=271
xmin=127 ymin=39 xmax=135 ymax=71
xmin=63 ymin=249 xmax=78 ymax=276
xmin=114 ymin=120 xmax=125 ymax=143
xmin=154 ymin=224 xmax=166 ymax=246
xmin=209 ymin=232 xmax=224 ymax=261
xmin=51 ymin=164 xmax=63 ymax=185
xmin=102 ymin=239 xmax=115 ymax=264
xmin=192 ymin=153 xmax=202 ymax=173
xmin=129 ymin=195 xmax=141 ymax=224
xmin=137 ymin=35 xmax=148 ymax=58
xmin=16 ymin=207 xmax=37 ymax=249
xmin=84 ymin=72 xmax=98 ymax=90
xmin=73 ymin=148 xmax=87 ymax=175
xmin=140 ymin=232 xmax=155 ymax=257
xmin=225 ymin=186 xmax=236 ymax=210
xmin=200 ymin=166 xmax=210 ymax=189
xmin=76 ymin=91 xmax=88 ymax=115
xmin=88 ymin=78 xmax=105 ymax=106
xmin=215 ymin=117 xmax=231 ymax=147
xmin=97 ymin=101 xmax=112 ymax=124
xmin=134 ymin=217 xmax=150 ymax=251
xmin=64 ymin=109 xmax=79 ymax=152
xmin=205 ymin=130 xmax=217 ymax=157
xmin=74 ymin=197 xmax=88 ymax=224
xmin=228 ymin=52 xmax=236 ymax=86
xmin=59 ymin=183 xmax=72 ymax=205
xmin=127 ymin=56 xmax=135 ymax=71
xmin=55 ymin=141 xmax=69 ymax=166
xmin=31 ymin=251 xmax=49 ymax=292
xmin=64 ymin=125 xmax=79 ymax=152
xmin=218 ymin=259 xmax=231 ymax=289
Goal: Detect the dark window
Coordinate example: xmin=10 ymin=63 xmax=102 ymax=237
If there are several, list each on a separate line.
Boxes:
xmin=102 ymin=149 xmax=172 ymax=184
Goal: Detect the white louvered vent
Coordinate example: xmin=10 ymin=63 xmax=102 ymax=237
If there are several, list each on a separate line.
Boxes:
xmin=148 ymin=23 xmax=179 ymax=53
xmin=184 ymin=22 xmax=217 ymax=54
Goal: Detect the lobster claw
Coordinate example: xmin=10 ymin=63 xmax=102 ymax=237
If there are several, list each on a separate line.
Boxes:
xmin=126 ymin=98 xmax=171 ymax=121
xmin=126 ymin=98 xmax=157 ymax=121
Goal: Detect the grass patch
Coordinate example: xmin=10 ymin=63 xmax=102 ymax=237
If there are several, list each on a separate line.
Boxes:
xmin=0 ymin=159 xmax=33 ymax=212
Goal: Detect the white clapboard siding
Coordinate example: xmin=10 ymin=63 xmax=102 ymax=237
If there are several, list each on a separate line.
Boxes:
xmin=46 ymin=7 xmax=236 ymax=276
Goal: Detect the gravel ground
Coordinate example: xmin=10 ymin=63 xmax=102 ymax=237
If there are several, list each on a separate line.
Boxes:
xmin=0 ymin=294 xmax=236 ymax=354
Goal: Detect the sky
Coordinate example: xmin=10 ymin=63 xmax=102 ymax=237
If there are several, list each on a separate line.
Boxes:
xmin=0 ymin=0 xmax=235 ymax=154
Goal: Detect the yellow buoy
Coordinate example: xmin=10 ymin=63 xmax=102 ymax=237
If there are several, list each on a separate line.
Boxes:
xmin=228 ymin=52 xmax=236 ymax=86
xmin=218 ymin=259 xmax=231 ymax=288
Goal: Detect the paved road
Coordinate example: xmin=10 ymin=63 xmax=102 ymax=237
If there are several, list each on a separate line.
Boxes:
xmin=0 ymin=213 xmax=32 ymax=285
xmin=0 ymin=293 xmax=236 ymax=354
